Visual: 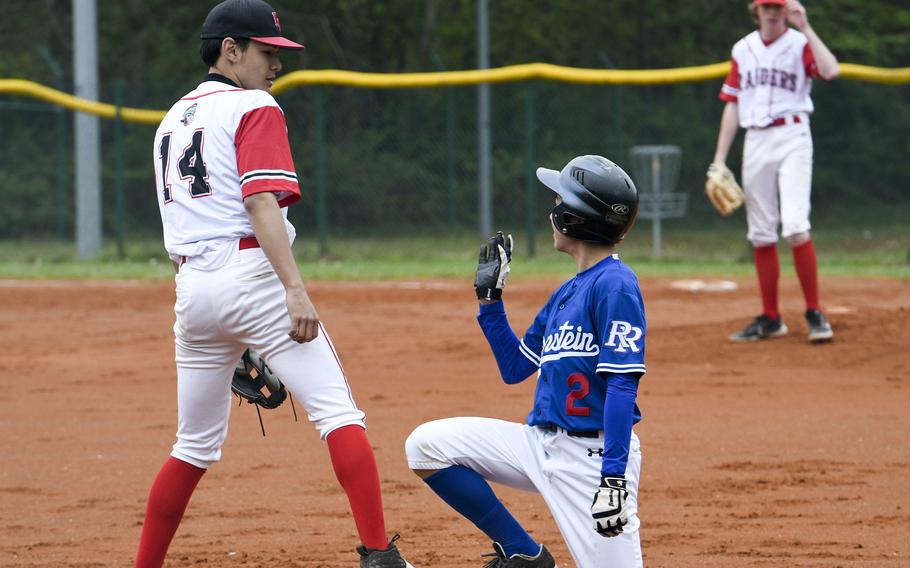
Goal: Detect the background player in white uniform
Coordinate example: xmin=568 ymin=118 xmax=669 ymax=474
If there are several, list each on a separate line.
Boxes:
xmin=406 ymin=156 xmax=645 ymax=568
xmin=136 ymin=2 xmax=413 ymax=567
xmin=712 ymin=0 xmax=839 ymax=343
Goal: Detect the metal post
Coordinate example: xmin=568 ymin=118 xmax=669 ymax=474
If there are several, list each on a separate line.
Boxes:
xmin=73 ymin=0 xmax=102 ymax=258
xmin=477 ymin=0 xmax=492 ymax=237
xmin=651 ymin=154 xmax=661 ymax=258
xmin=38 ymin=46 xmax=67 ymax=242
xmin=56 ymin=83 xmax=67 ymax=242
xmin=431 ymin=50 xmax=457 ymax=234
xmin=446 ymin=86 xmax=456 ymax=234
xmin=598 ymin=51 xmax=624 ymax=163
xmin=614 ymin=87 xmax=624 ymax=163
xmin=114 ymin=80 xmax=126 ymax=258
xmin=524 ymin=82 xmax=536 ymax=257
xmin=314 ymin=86 xmax=328 ymax=256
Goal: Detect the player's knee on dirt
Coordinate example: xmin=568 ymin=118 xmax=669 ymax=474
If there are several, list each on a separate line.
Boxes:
xmin=786 ymin=231 xmax=811 ymax=246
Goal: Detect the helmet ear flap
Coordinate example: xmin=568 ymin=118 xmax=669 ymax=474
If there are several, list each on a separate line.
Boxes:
xmin=555 ymin=208 xmax=586 ymax=227
xmin=551 ymin=203 xmax=623 ymax=244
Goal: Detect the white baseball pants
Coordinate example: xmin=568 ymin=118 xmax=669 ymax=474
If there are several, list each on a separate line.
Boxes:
xmin=406 ymin=417 xmax=643 ymax=568
xmin=742 ymin=114 xmax=814 ymax=246
xmin=170 ymin=246 xmax=365 ymax=468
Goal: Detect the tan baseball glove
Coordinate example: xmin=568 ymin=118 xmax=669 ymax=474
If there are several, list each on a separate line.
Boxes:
xmin=705 ymin=163 xmax=745 ymax=216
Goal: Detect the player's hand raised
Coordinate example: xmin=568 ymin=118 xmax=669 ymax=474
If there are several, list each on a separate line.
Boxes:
xmin=592 ymin=475 xmax=629 ymax=538
xmin=785 ymin=0 xmax=809 ymax=31
xmin=474 ymin=231 xmax=513 ymax=302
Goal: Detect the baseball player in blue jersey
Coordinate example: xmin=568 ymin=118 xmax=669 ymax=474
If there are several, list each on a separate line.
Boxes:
xmin=406 ymin=155 xmax=645 ymax=568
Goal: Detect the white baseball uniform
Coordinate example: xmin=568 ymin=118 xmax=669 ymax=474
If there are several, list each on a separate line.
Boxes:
xmin=154 ymin=75 xmax=365 ymax=469
xmin=720 ymin=28 xmax=819 ymax=245
xmin=407 ymin=419 xmax=642 ymax=568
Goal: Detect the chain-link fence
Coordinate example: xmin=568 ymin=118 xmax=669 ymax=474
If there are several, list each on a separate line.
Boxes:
xmin=1 ymin=77 xmax=908 ymax=252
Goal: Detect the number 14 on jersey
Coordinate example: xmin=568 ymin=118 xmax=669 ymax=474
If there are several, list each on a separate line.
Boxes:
xmin=157 ymin=129 xmax=212 ymax=202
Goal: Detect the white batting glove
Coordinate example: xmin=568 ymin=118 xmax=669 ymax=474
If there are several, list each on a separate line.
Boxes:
xmin=592 ymin=476 xmax=629 ymax=537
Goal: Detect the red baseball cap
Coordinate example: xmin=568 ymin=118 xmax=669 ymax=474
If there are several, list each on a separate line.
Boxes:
xmin=201 ymin=0 xmax=304 ymax=50
xmin=754 ymin=0 xmax=786 ymax=5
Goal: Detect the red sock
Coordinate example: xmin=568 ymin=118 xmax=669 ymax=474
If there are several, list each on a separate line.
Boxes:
xmin=792 ymin=240 xmax=820 ymax=311
xmin=753 ymin=244 xmax=780 ymax=320
xmin=326 ymin=425 xmax=388 ymax=549
xmin=135 ymin=457 xmax=206 ymax=568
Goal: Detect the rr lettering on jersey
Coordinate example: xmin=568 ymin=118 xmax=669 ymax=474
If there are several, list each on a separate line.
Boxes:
xmin=604 ymin=321 xmax=642 ymax=353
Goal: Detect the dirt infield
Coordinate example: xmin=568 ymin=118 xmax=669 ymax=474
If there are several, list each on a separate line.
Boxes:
xmin=1 ymin=275 xmax=908 ymax=567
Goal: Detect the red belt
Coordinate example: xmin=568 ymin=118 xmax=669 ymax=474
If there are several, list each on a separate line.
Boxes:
xmin=766 ymin=114 xmax=802 ymax=128
xmin=238 ymin=236 xmax=260 ymax=250
xmin=181 ymin=236 xmax=260 ymax=265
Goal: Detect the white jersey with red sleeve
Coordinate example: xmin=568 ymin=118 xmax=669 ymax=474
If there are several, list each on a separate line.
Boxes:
xmin=153 ymin=76 xmax=301 ymax=269
xmin=719 ymin=29 xmax=820 ymax=128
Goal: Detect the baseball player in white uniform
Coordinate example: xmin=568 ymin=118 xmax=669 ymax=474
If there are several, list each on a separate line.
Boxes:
xmin=711 ymin=0 xmax=839 ymax=343
xmin=135 ymin=2 xmax=413 ymax=567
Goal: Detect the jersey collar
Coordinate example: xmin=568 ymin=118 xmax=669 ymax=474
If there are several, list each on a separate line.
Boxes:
xmin=576 ymin=253 xmax=620 ymax=279
xmin=202 ymin=73 xmax=240 ymax=88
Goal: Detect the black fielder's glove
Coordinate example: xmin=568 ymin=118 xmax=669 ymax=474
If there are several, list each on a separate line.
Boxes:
xmin=592 ymin=475 xmax=629 ymax=537
xmin=232 ymin=348 xmax=287 ymax=410
xmin=474 ymin=231 xmax=513 ymax=301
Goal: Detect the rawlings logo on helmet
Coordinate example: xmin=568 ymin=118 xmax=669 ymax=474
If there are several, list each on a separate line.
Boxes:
xmin=611 ymin=204 xmax=630 ymax=215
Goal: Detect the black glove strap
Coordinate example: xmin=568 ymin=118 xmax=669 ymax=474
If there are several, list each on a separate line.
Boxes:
xmin=475 ymin=286 xmax=503 ymax=301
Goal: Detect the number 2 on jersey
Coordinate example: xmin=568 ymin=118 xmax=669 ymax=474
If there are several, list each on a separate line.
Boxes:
xmin=157 ymin=129 xmax=212 ymax=202
xmin=566 ymin=373 xmax=591 ymax=416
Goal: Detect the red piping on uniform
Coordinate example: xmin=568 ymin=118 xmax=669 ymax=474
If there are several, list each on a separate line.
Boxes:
xmin=180 ymin=89 xmax=243 ymax=101
xmin=319 ymin=321 xmax=358 ymax=408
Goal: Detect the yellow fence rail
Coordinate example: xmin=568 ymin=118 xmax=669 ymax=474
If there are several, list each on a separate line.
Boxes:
xmin=1 ymin=62 xmax=908 ymax=125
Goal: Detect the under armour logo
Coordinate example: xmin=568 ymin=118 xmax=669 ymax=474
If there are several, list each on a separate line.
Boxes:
xmin=272 ymin=11 xmax=282 ymax=31
xmin=587 ymin=448 xmax=604 ymax=457
xmin=604 ymin=320 xmax=643 ymax=353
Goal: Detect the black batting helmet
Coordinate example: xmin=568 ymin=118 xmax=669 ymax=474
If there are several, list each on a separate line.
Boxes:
xmin=536 ymin=155 xmax=639 ymax=245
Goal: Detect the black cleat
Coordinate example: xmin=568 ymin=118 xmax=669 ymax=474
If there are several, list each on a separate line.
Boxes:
xmin=729 ymin=314 xmax=789 ymax=342
xmin=805 ymin=309 xmax=834 ymax=343
xmin=482 ymin=542 xmax=557 ymax=568
xmin=357 ymin=534 xmax=415 ymax=568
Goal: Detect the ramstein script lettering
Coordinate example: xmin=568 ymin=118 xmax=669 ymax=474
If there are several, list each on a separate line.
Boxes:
xmin=739 ymin=67 xmax=798 ymax=92
xmin=540 ymin=321 xmax=600 ymax=361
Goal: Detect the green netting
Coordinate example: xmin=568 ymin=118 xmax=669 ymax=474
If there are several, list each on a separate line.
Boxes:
xmin=1 ymin=78 xmax=907 ymax=243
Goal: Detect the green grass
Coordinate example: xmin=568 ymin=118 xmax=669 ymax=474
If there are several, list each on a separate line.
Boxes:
xmin=1 ymin=224 xmax=907 ymax=280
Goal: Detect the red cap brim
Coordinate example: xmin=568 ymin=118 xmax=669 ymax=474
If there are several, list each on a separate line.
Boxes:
xmin=251 ymin=36 xmax=305 ymax=50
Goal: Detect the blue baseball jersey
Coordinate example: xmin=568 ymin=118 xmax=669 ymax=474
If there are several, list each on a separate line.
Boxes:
xmin=519 ymin=254 xmax=646 ymax=431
